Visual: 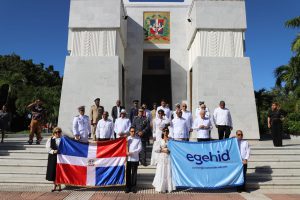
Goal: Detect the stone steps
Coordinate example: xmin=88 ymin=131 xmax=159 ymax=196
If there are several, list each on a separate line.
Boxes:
xmin=1 ymin=137 xmax=300 ymax=189
xmin=2 ymin=153 xmax=300 ymax=162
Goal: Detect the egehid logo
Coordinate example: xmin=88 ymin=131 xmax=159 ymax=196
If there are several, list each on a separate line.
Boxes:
xmin=186 ymin=150 xmax=231 ymax=165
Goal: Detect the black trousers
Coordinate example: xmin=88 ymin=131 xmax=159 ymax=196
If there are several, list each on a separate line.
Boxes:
xmin=1 ymin=129 xmax=5 ymax=143
xmin=197 ymin=138 xmax=210 ymax=142
xmin=126 ymin=161 xmax=139 ymax=191
xmin=217 ymin=125 xmax=231 ymax=139
xmin=139 ymin=140 xmax=147 ymax=164
xmin=237 ymin=163 xmax=247 ymax=191
xmin=271 ymin=120 xmax=283 ymax=147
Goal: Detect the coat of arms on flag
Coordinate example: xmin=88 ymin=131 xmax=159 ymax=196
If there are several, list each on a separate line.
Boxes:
xmin=55 ymin=136 xmax=127 ymax=187
xmin=144 ymin=12 xmax=170 ymax=44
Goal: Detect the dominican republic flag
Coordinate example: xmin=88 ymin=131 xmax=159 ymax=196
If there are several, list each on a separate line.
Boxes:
xmin=55 ymin=136 xmax=127 ymax=187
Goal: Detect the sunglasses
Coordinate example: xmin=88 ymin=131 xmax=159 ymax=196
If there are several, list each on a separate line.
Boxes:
xmin=237 ymin=134 xmax=243 ymax=136
xmin=130 ymin=130 xmax=135 ymax=133
xmin=55 ymin=131 xmax=62 ymax=133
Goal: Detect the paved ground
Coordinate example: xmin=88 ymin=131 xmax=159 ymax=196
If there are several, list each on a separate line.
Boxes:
xmin=1 ymin=191 xmax=300 ymax=200
xmin=1 ymin=133 xmax=300 ymax=199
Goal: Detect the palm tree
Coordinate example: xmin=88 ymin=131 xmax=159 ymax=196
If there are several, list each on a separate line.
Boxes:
xmin=285 ymin=16 xmax=300 ymax=28
xmin=285 ymin=16 xmax=300 ymax=55
xmin=274 ymin=56 xmax=300 ymax=94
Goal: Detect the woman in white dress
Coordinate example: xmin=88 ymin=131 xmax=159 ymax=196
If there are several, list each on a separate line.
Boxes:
xmin=150 ymin=109 xmax=170 ymax=166
xmin=152 ymin=128 xmax=175 ymax=193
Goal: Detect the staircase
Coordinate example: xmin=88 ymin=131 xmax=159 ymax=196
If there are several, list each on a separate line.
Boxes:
xmin=0 ymin=135 xmax=300 ymax=189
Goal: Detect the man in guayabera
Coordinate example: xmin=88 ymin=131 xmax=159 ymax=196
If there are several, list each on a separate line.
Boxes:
xmin=27 ymin=99 xmax=46 ymax=145
xmin=90 ymin=98 xmax=104 ymax=141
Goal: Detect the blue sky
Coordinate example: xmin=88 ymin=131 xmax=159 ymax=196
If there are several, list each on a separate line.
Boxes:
xmin=0 ymin=0 xmax=299 ymax=90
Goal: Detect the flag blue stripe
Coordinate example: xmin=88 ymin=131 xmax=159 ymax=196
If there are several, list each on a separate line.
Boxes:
xmin=59 ymin=136 xmax=89 ymax=158
xmin=95 ymin=165 xmax=125 ymax=186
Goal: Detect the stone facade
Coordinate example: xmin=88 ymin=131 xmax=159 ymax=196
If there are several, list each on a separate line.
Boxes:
xmin=58 ymin=0 xmax=260 ymax=139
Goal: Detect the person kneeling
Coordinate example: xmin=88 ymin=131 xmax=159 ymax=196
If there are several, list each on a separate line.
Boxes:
xmin=125 ymin=127 xmax=142 ymax=193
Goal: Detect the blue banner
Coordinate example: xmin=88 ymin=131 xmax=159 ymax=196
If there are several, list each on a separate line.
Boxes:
xmin=168 ymin=138 xmax=244 ymax=189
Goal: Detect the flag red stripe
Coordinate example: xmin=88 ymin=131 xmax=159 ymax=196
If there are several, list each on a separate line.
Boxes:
xmin=55 ymin=163 xmax=87 ymax=185
xmin=96 ymin=138 xmax=127 ymax=158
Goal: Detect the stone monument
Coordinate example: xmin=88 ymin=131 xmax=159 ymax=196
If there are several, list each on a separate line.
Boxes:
xmin=58 ymin=0 xmax=260 ymax=139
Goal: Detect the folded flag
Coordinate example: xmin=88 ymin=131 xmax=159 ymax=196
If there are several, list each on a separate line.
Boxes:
xmin=55 ymin=136 xmax=127 ymax=187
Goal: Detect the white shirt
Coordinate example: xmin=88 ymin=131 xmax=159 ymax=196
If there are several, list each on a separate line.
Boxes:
xmin=45 ymin=137 xmax=61 ymax=154
xmin=156 ymin=106 xmax=171 ymax=119
xmin=114 ymin=117 xmax=131 ymax=138
xmin=127 ymin=135 xmax=142 ymax=162
xmin=170 ymin=117 xmax=189 ymax=139
xmin=152 ymin=117 xmax=170 ymax=139
xmin=171 ymin=109 xmax=180 ymax=119
xmin=193 ymin=117 xmax=212 ymax=139
xmin=72 ymin=115 xmax=91 ymax=143
xmin=182 ymin=110 xmax=193 ymax=130
xmin=238 ymin=139 xmax=250 ymax=160
xmin=96 ymin=119 xmax=114 ymax=139
xmin=213 ymin=107 xmax=233 ymax=127
xmin=144 ymin=109 xmax=152 ymax=122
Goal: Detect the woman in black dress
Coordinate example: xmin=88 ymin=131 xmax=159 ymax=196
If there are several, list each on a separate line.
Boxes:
xmin=268 ymin=103 xmax=285 ymax=147
xmin=46 ymin=127 xmax=62 ymax=191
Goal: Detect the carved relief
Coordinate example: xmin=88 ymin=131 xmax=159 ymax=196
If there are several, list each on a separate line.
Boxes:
xmin=189 ymin=30 xmax=244 ymax=66
xmin=69 ymin=29 xmax=117 ymax=56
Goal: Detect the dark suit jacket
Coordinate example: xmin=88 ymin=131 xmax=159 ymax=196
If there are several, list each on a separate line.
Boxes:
xmin=111 ymin=106 xmax=125 ymax=122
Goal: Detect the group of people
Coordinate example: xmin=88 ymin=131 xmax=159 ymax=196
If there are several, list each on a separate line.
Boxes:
xmin=44 ymin=98 xmax=252 ymax=193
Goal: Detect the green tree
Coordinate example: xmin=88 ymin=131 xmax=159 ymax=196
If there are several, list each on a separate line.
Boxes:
xmin=285 ymin=16 xmax=300 ymax=55
xmin=0 ymin=54 xmax=62 ymax=131
xmin=274 ymin=56 xmax=300 ymax=94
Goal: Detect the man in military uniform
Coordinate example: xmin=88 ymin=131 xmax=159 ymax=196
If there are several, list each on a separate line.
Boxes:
xmin=132 ymin=108 xmax=150 ymax=166
xmin=73 ymin=106 xmax=91 ymax=143
xmin=27 ymin=99 xmax=46 ymax=145
xmin=89 ymin=98 xmax=104 ymax=141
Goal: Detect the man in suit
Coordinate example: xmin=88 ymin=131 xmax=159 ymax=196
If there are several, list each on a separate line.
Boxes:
xmin=129 ymin=100 xmax=139 ymax=123
xmin=111 ymin=100 xmax=125 ymax=122
xmin=89 ymin=98 xmax=104 ymax=141
xmin=112 ymin=100 xmax=125 ymax=138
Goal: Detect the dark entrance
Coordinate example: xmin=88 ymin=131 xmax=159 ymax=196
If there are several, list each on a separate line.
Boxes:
xmin=141 ymin=51 xmax=172 ymax=109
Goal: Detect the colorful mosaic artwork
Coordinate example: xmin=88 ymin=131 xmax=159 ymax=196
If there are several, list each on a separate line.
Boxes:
xmin=144 ymin=12 xmax=170 ymax=44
